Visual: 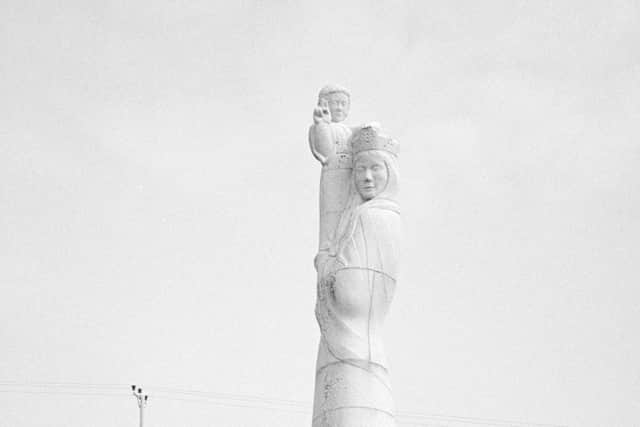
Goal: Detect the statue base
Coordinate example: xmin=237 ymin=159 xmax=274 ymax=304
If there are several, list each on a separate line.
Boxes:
xmin=313 ymin=358 xmax=396 ymax=427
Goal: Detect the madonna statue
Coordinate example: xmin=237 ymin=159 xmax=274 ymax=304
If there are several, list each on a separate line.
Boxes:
xmin=312 ymin=124 xmax=401 ymax=427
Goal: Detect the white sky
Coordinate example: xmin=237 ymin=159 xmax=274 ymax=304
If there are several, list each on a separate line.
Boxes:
xmin=1 ymin=1 xmax=639 ymax=426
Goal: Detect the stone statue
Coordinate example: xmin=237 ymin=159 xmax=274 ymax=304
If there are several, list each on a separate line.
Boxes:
xmin=308 ymin=85 xmax=353 ymax=261
xmin=309 ymin=99 xmax=401 ymax=427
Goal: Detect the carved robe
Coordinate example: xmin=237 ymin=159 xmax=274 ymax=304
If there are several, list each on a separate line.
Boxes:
xmin=314 ymin=122 xmax=353 ymax=256
xmin=313 ymin=195 xmax=400 ymax=427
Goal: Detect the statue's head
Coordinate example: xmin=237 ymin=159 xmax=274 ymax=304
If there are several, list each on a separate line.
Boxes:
xmin=354 ymin=151 xmax=388 ymax=201
xmin=329 ymin=125 xmax=400 ymax=258
xmin=351 ymin=125 xmax=399 ymax=202
xmin=318 ymin=84 xmax=350 ymax=123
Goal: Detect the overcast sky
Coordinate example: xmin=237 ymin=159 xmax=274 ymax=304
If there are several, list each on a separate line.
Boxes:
xmin=1 ymin=1 xmax=639 ymax=426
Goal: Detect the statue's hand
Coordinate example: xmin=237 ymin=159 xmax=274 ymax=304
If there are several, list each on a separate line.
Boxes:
xmin=314 ymin=251 xmax=330 ymax=273
xmin=313 ymin=99 xmax=331 ymax=125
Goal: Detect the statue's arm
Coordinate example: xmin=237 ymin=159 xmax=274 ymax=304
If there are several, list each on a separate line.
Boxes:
xmin=308 ymin=124 xmax=330 ymax=165
xmin=308 ymin=99 xmax=335 ymax=165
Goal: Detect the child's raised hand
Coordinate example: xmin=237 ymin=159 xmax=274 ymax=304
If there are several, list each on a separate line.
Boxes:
xmin=313 ymin=99 xmax=332 ymax=124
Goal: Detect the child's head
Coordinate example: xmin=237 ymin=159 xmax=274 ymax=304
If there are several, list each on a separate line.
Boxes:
xmin=318 ymin=85 xmax=350 ymax=123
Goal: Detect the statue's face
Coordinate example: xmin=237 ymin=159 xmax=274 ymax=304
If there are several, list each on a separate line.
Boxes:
xmin=354 ymin=152 xmax=388 ymax=201
xmin=327 ymin=92 xmax=350 ymax=123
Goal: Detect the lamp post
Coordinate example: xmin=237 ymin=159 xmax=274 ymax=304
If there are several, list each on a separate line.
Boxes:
xmin=131 ymin=385 xmax=148 ymax=427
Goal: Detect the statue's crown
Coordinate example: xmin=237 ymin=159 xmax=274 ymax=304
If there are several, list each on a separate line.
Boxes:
xmin=351 ymin=124 xmax=399 ymax=157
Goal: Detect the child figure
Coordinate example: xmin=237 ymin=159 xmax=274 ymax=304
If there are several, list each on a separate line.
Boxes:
xmin=308 ymin=85 xmax=353 ymax=269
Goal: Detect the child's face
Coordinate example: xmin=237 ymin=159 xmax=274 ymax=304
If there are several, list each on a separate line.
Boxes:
xmin=327 ymin=92 xmax=350 ymax=122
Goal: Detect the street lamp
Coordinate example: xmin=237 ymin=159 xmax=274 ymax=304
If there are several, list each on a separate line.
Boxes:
xmin=131 ymin=385 xmax=148 ymax=427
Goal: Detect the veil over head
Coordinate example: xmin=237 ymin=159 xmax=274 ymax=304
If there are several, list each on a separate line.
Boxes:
xmin=329 ymin=147 xmax=400 ymax=264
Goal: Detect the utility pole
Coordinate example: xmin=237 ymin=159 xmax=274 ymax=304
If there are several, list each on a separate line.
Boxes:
xmin=131 ymin=384 xmax=148 ymax=427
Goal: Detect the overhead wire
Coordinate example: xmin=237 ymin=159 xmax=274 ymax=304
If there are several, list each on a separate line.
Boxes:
xmin=0 ymin=381 xmax=567 ymax=427
xmin=0 ymin=389 xmax=126 ymax=398
xmin=0 ymin=381 xmax=125 ymax=389
xmin=150 ymin=393 xmax=310 ymax=415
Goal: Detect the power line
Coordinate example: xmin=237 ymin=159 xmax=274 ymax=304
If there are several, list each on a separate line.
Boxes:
xmin=0 ymin=381 xmax=567 ymax=427
xmin=0 ymin=390 xmax=125 ymax=398
xmin=0 ymin=381 xmax=125 ymax=388
xmin=151 ymin=393 xmax=310 ymax=415
xmin=398 ymin=411 xmax=568 ymax=427
xmin=149 ymin=385 xmax=309 ymax=408
xmin=144 ymin=385 xmax=567 ymax=427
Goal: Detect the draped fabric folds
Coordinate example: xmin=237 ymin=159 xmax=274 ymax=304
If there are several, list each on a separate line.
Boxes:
xmin=313 ymin=150 xmax=400 ymax=427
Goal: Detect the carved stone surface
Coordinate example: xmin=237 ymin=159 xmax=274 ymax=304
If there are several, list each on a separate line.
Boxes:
xmin=309 ymin=85 xmax=354 ymax=257
xmin=309 ymin=87 xmax=400 ymax=427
